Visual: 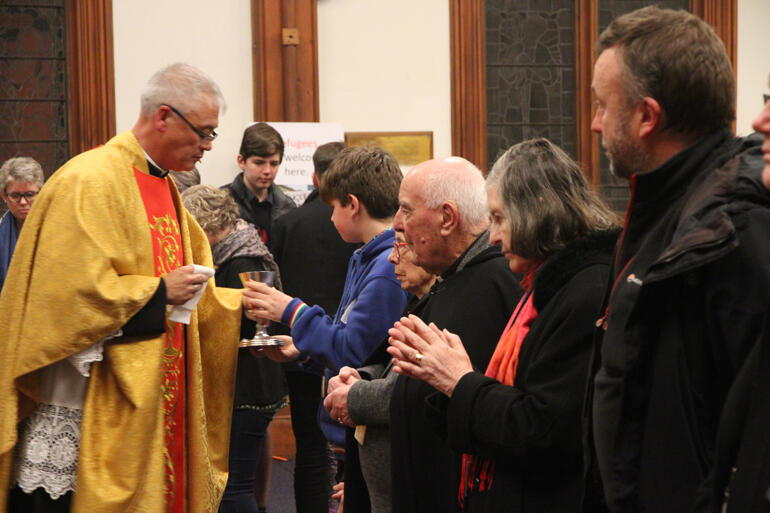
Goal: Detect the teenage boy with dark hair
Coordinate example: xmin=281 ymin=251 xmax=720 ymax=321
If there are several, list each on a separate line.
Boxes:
xmin=242 ymin=145 xmax=409 ymax=456
xmin=222 ymin=122 xmax=296 ymax=245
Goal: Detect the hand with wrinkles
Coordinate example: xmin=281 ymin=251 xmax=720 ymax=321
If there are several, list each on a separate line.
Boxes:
xmin=387 ymin=315 xmax=474 ymax=397
xmin=324 ymin=367 xmax=361 ymax=427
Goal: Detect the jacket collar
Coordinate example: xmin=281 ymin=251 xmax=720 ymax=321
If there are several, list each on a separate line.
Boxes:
xmin=645 ymin=133 xmax=766 ymax=282
xmin=631 ymin=129 xmax=734 ymax=211
xmin=437 ymin=229 xmax=495 ymax=283
xmin=355 ymin=227 xmax=394 ymax=265
xmin=532 ymin=229 xmax=619 ymax=310
xmin=303 ymin=188 xmax=320 ymax=205
xmin=231 ymin=172 xmax=274 ymax=205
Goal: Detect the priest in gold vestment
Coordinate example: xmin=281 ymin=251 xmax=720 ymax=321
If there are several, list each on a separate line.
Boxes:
xmin=0 ymin=63 xmax=243 ymax=513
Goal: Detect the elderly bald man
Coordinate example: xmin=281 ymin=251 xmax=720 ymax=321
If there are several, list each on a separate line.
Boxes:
xmin=329 ymin=157 xmax=523 ymax=513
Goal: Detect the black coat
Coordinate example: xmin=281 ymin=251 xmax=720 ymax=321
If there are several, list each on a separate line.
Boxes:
xmin=588 ymin=131 xmax=770 ymax=513
xmin=386 ymin=233 xmax=524 ymax=513
xmin=693 ymin=162 xmax=770 ymax=513
xmin=428 ymin=229 xmax=617 ymax=513
xmin=697 ymin=313 xmax=770 ymax=513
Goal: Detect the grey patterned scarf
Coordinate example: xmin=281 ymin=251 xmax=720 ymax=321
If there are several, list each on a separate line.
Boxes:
xmin=211 ymin=219 xmax=282 ymax=290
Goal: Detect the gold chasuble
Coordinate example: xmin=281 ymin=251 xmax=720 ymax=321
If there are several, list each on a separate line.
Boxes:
xmin=0 ymin=131 xmax=242 ymax=513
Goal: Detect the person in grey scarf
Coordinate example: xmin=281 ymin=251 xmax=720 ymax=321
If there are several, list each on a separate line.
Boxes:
xmin=182 ymin=184 xmax=287 ymax=513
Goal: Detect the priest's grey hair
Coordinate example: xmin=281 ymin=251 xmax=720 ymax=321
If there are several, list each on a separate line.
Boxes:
xmin=140 ymin=62 xmax=226 ymax=118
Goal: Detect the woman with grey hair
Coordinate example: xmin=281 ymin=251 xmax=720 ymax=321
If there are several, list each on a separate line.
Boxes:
xmin=0 ymin=156 xmax=44 ymax=291
xmin=388 ymin=138 xmax=619 ymax=513
xmin=181 ymin=184 xmax=286 ymax=513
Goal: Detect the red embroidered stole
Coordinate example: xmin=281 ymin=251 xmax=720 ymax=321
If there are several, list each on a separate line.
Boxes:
xmin=134 ymin=167 xmax=186 ymax=513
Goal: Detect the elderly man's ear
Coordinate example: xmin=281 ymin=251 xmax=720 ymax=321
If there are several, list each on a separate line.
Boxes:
xmin=438 ymin=201 xmax=461 ymax=236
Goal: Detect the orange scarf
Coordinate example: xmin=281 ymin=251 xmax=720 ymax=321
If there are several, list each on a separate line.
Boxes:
xmin=485 ymin=290 xmax=537 ymax=385
xmin=459 ymin=282 xmax=539 ymax=506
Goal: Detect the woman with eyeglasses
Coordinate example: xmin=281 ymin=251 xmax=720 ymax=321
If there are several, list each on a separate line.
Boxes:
xmin=0 ymin=157 xmax=43 ymax=291
xmin=388 ymin=138 xmax=620 ymax=513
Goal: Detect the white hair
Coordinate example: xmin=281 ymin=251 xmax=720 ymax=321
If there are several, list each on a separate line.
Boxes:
xmin=140 ymin=62 xmax=226 ymax=117
xmin=0 ymin=157 xmax=44 ymax=192
xmin=420 ymin=157 xmax=488 ymax=230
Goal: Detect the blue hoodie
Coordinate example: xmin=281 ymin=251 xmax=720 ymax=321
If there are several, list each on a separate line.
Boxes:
xmin=281 ymin=228 xmax=409 ymax=444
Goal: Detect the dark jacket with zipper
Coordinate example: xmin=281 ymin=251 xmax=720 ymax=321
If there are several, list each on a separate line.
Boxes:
xmin=430 ymin=229 xmax=617 ymax=513
xmin=587 ymin=130 xmax=770 ymax=513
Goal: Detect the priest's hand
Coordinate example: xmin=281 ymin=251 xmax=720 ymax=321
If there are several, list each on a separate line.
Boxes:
xmin=249 ymin=335 xmax=301 ymax=362
xmin=163 ymin=265 xmax=209 ymax=305
xmin=242 ymin=281 xmax=293 ymax=323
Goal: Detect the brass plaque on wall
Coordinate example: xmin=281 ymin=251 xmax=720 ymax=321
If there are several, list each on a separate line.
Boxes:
xmin=344 ymin=131 xmax=433 ymax=166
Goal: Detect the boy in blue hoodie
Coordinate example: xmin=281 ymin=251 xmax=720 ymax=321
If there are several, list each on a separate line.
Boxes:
xmin=242 ymin=145 xmax=409 ymax=448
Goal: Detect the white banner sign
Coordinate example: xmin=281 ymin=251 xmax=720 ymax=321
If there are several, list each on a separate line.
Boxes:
xmin=259 ymin=122 xmax=346 ymax=205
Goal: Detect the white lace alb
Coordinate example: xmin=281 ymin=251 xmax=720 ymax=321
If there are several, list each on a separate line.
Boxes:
xmin=14 ymin=332 xmax=119 ymax=499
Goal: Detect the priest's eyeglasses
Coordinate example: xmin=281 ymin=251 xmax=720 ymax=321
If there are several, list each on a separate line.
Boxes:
xmin=162 ymin=104 xmax=218 ymax=142
xmin=6 ymin=191 xmax=38 ymax=203
xmin=391 ymin=241 xmax=409 ymax=264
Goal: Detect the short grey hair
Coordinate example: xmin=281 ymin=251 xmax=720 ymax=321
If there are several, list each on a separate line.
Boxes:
xmin=0 ymin=157 xmax=44 ymax=192
xmin=420 ymin=157 xmax=488 ymax=230
xmin=140 ymin=62 xmax=226 ymax=118
xmin=181 ymin=184 xmax=238 ymax=234
xmin=487 ymin=138 xmax=618 ymax=260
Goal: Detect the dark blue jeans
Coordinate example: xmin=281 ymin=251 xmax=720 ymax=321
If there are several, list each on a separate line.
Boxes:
xmin=219 ymin=408 xmax=273 ymax=513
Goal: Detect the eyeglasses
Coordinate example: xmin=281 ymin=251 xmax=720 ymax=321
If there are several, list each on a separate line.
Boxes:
xmin=162 ymin=104 xmax=218 ymax=141
xmin=391 ymin=241 xmax=409 ymax=264
xmin=6 ymin=190 xmax=38 ymax=203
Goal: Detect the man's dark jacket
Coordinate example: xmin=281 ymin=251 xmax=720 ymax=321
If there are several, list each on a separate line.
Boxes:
xmin=587 ymin=130 xmax=770 ymax=513
xmin=375 ymin=233 xmax=524 ymax=513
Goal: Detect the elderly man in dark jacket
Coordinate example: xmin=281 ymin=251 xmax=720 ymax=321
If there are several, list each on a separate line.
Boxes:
xmin=586 ymin=7 xmax=770 ymax=513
